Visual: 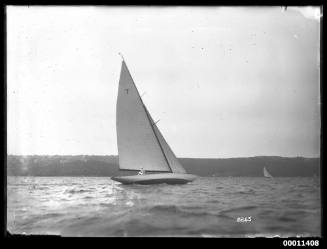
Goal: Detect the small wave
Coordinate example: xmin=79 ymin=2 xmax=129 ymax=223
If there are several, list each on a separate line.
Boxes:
xmin=64 ymin=189 xmax=90 ymax=194
xmin=147 ymin=204 xmax=232 ymax=220
xmin=64 ymin=216 xmax=103 ymax=228
xmin=40 ymin=212 xmax=62 ymax=219
xmin=208 ymin=199 xmax=221 ymax=204
xmin=100 ymin=203 xmax=114 ymax=207
xmin=258 ymin=209 xmax=274 ymax=216
xmin=149 ymin=204 xmax=181 ymax=213
xmin=220 ymin=205 xmax=258 ymax=214
xmin=30 ymin=186 xmax=49 ymax=191
xmin=277 ymin=216 xmax=297 ymax=222
xmin=234 ymin=189 xmax=256 ymax=195
xmin=265 ymin=225 xmax=285 ymax=232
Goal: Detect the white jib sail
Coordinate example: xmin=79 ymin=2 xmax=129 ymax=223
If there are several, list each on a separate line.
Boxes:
xmin=144 ymin=106 xmax=186 ymax=174
xmin=263 ymin=167 xmax=273 ymax=177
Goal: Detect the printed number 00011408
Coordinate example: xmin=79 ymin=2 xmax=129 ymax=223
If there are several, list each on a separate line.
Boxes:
xmin=282 ymin=240 xmax=319 ymax=246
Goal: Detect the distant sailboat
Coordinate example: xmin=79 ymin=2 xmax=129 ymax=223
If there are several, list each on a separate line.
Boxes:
xmin=263 ymin=167 xmax=273 ymax=178
xmin=111 ymin=56 xmax=197 ymax=185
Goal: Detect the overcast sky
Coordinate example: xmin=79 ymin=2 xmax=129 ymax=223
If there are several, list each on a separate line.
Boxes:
xmin=7 ymin=6 xmax=321 ymax=158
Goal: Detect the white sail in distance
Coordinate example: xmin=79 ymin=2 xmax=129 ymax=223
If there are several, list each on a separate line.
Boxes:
xmin=263 ymin=167 xmax=273 ymax=178
xmin=116 ymin=60 xmax=186 ymax=173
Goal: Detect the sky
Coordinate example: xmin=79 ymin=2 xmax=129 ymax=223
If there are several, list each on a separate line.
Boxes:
xmin=7 ymin=6 xmax=321 ymax=158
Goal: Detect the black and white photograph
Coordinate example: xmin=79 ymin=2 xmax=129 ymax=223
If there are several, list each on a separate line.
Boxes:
xmin=6 ymin=6 xmax=321 ymax=237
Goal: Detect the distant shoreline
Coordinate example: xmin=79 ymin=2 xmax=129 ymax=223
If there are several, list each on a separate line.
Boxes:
xmin=7 ymin=155 xmax=320 ymax=177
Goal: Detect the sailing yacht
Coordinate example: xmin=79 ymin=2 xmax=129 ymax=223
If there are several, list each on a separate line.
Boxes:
xmin=111 ymin=57 xmax=197 ymax=185
xmin=263 ymin=167 xmax=273 ymax=178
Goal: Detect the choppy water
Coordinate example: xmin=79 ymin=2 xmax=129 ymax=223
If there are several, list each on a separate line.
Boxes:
xmin=7 ymin=176 xmax=321 ymax=237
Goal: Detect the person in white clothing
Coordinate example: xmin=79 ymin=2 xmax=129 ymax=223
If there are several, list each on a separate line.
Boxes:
xmin=138 ymin=167 xmax=145 ymax=175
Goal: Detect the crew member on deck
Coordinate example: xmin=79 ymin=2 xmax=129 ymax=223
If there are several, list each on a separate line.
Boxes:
xmin=138 ymin=167 xmax=145 ymax=175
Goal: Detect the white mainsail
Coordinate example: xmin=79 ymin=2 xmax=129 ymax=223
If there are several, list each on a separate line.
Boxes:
xmin=116 ymin=60 xmax=186 ymax=173
xmin=263 ymin=167 xmax=273 ymax=178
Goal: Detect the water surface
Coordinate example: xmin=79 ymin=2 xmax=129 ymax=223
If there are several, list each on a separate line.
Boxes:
xmin=7 ymin=176 xmax=321 ymax=237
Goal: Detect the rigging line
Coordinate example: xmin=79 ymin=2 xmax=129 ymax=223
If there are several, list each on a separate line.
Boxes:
xmin=122 ymin=61 xmax=173 ymax=173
